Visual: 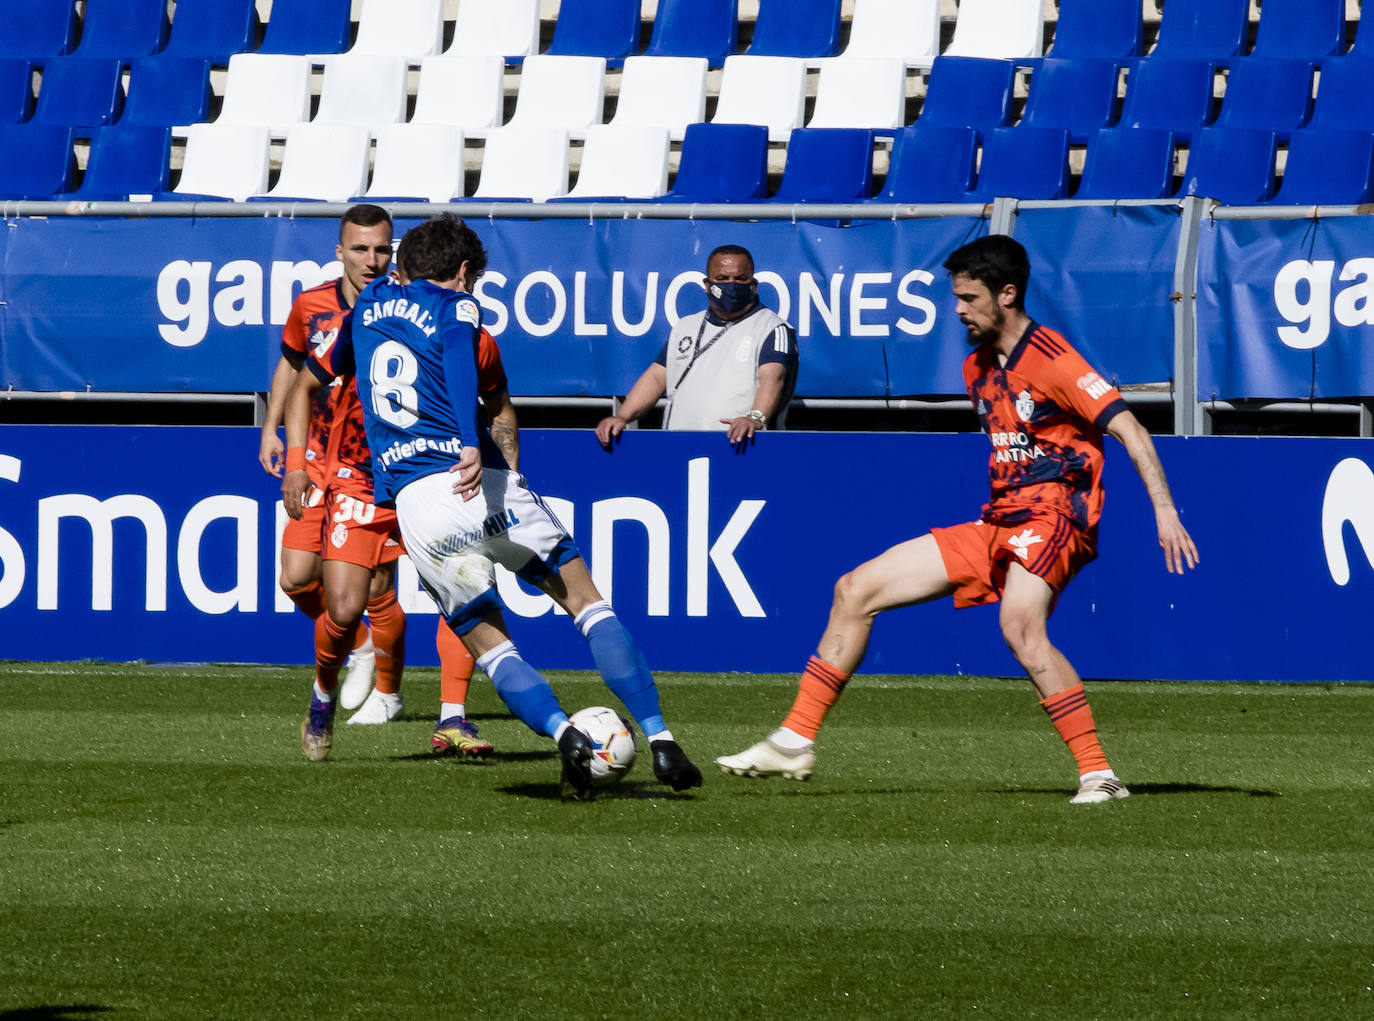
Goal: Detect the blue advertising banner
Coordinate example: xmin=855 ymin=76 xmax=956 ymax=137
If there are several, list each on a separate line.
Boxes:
xmin=1196 ymin=215 xmax=1374 ymax=399
xmin=0 ymin=215 xmax=987 ymax=399
xmin=1014 ymin=204 xmax=1180 ymax=385
xmin=0 ymin=426 xmax=1369 ymax=682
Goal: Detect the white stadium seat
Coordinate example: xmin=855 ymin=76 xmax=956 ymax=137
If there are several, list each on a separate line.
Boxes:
xmin=364 ymin=123 xmax=467 ymax=202
xmin=711 ymin=55 xmax=807 ymax=143
xmin=411 ymin=55 xmax=506 ymax=136
xmin=259 ymin=123 xmax=372 ymax=201
xmin=566 ymin=124 xmax=671 ymax=199
xmin=172 ymin=122 xmax=270 ymax=200
xmin=806 ymin=57 xmax=907 ymax=130
xmin=349 ymin=0 xmax=443 ymax=58
xmin=502 ymin=54 xmax=607 ymax=140
xmin=472 ymin=126 xmax=570 ymax=201
xmin=444 ymin=0 xmax=540 ymax=59
xmin=313 ymin=54 xmax=409 ymax=128
xmin=943 ymin=0 xmax=1045 ymax=61
xmin=609 ymin=56 xmax=709 ymax=142
xmin=837 ymin=0 xmax=942 ymax=68
xmin=206 ymin=52 xmax=311 ymax=137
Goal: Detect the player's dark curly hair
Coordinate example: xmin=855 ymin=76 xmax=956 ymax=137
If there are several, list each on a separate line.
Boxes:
xmin=942 ymin=234 xmax=1031 ymax=310
xmin=396 ymin=213 xmax=488 ymax=287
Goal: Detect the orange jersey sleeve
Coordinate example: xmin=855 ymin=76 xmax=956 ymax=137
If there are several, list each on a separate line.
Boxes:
xmin=282 ymin=279 xmax=349 ymax=487
xmin=476 ymin=327 xmax=507 ymax=396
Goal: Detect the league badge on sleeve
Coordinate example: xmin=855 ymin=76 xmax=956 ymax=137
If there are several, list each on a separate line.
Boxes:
xmin=454 ymin=298 xmax=480 ymax=327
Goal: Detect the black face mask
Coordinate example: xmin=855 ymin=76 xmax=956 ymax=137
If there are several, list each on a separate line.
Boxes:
xmin=707 ymin=280 xmax=755 ymax=317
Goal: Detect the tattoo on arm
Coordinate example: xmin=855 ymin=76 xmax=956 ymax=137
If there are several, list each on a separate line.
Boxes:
xmin=490 ymin=418 xmax=518 ymax=471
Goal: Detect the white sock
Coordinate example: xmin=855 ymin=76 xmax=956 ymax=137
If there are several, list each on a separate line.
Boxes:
xmin=441 ymin=702 xmax=465 ymax=720
xmin=313 ymin=681 xmax=332 ymax=703
xmin=552 ymin=720 xmax=571 ymax=743
xmin=1079 ymin=768 xmax=1115 ymax=782
xmin=769 ymin=726 xmax=812 ymax=749
xmin=646 ymin=729 xmax=673 ymax=744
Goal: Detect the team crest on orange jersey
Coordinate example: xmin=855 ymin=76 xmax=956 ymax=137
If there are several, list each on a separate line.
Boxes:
xmin=1015 ymin=389 xmax=1035 ymax=422
xmin=331 ymin=522 xmax=349 ymax=549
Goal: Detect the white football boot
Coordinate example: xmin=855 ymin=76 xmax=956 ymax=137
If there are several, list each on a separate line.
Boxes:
xmin=346 ymin=688 xmax=404 ymax=725
xmin=338 ymin=630 xmax=376 ymax=710
xmin=715 ymin=737 xmax=815 ymax=780
xmin=1070 ymin=771 xmax=1130 ymax=804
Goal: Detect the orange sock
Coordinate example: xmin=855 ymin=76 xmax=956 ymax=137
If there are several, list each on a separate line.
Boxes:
xmin=436 ymin=620 xmax=475 ymax=707
xmin=1040 ymin=683 xmax=1111 ymax=775
xmin=366 ymin=590 xmax=406 ymax=695
xmin=284 ymin=579 xmax=324 ymax=621
xmin=315 ymin=611 xmax=358 ymax=695
xmin=781 ymin=656 xmax=851 ymax=741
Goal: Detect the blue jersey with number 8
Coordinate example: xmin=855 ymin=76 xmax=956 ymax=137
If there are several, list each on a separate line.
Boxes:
xmin=315 ymin=276 xmax=485 ymax=505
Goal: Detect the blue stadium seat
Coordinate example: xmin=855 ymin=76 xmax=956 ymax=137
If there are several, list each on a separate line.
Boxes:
xmin=0 ymin=3 xmax=77 ymax=60
xmin=0 ymin=58 xmax=33 ymax=124
xmin=1251 ymin=0 xmax=1345 ymax=61
xmin=1018 ymin=58 xmax=1120 ymax=144
xmin=918 ymin=57 xmax=1016 ymax=133
xmin=121 ymin=57 xmax=212 ymax=128
xmin=1352 ymin=9 xmax=1374 ymax=58
xmin=1118 ymin=58 xmax=1215 ymax=143
xmin=545 ymin=0 xmax=640 ymax=67
xmin=59 ymin=124 xmax=170 ymax=200
xmin=642 ymin=0 xmax=738 ymax=68
xmin=876 ymin=125 xmax=978 ymax=203
xmin=0 ymin=123 xmax=74 ymax=198
xmin=72 ymin=0 xmax=169 ymax=61
xmin=163 ymin=0 xmax=259 ymax=64
xmin=1075 ymin=128 xmax=1176 ymax=199
xmin=1151 ymin=0 xmax=1248 ymax=63
xmin=1272 ymin=130 xmax=1374 ymax=205
xmin=967 ymin=127 xmax=1070 ymax=201
xmin=258 ymin=0 xmax=351 ymax=57
xmin=662 ymin=121 xmax=767 ymax=201
xmin=31 ymin=58 xmax=123 ymax=131
xmin=772 ymin=128 xmax=873 ymax=202
xmin=1213 ymin=59 xmax=1315 ymax=138
xmin=1182 ymin=126 xmax=1277 ymax=204
xmin=1047 ymin=0 xmax=1143 ymax=61
xmin=747 ymin=0 xmax=842 ymax=59
xmin=1307 ymin=58 xmax=1374 ymax=132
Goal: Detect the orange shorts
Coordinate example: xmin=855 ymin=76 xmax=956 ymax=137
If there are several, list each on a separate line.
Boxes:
xmin=281 ymin=485 xmax=327 ymax=553
xmin=321 ymin=489 xmax=405 ymax=568
xmin=931 ymin=512 xmax=1096 ymax=609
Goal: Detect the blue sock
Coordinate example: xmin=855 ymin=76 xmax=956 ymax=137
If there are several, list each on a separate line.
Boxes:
xmin=575 ymin=602 xmax=665 ymax=737
xmin=477 ymin=641 xmax=567 ymax=737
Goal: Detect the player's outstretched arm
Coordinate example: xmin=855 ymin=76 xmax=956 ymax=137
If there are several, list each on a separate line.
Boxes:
xmin=596 ymin=363 xmax=667 ymax=449
xmin=1106 ymin=410 xmax=1200 ymax=575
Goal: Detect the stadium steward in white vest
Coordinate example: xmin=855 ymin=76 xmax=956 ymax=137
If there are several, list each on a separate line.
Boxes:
xmin=595 ymin=244 xmax=798 ymax=449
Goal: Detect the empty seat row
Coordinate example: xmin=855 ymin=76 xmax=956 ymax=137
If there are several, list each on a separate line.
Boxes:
xmin=5 ymin=119 xmax=1370 ymax=209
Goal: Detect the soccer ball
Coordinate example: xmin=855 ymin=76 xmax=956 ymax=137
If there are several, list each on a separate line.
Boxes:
xmin=569 ymin=706 xmax=637 ymax=785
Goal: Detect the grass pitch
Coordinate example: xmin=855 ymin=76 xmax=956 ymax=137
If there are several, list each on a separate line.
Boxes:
xmin=2 ymin=662 xmax=1372 ymax=1020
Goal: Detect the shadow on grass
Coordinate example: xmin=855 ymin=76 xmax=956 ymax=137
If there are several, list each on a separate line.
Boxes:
xmin=0 ymin=1008 xmax=115 ymax=1020
xmin=496 ymin=780 xmax=698 ymax=802
xmin=996 ymin=783 xmax=1280 ymax=798
xmin=387 ymin=750 xmax=554 ymax=764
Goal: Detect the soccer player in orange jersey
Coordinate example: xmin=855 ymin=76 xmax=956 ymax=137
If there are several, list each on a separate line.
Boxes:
xmin=259 ymin=205 xmax=402 ymax=716
xmin=717 ymin=234 xmax=1199 ymax=804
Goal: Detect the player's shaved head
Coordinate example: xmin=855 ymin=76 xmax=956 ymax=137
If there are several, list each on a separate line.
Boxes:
xmin=398 ymin=213 xmax=488 ymax=286
xmin=943 ymin=235 xmax=1030 ymax=311
xmin=339 ymin=203 xmax=392 ymax=241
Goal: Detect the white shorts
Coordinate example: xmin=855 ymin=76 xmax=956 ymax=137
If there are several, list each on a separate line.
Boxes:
xmin=394 ymin=468 xmax=579 ymax=633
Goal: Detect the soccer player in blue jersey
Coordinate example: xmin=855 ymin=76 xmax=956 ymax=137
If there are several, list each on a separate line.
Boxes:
xmin=297 ymin=213 xmax=703 ymax=799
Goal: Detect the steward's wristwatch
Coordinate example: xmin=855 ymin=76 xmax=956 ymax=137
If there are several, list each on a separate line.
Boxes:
xmin=747 ymin=409 xmax=767 ymax=428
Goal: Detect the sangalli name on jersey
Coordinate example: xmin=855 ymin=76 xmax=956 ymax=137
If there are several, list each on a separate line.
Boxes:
xmin=359 ymin=296 xmax=438 ymax=337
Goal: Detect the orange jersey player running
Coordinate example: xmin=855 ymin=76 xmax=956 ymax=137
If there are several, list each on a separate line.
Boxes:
xmin=283 ymin=258 xmax=519 ymax=762
xmin=259 ymin=204 xmax=401 ymax=718
xmin=716 ymin=234 xmax=1199 ymax=804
